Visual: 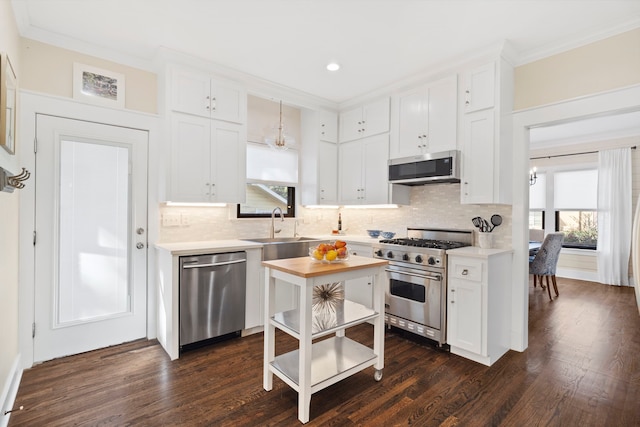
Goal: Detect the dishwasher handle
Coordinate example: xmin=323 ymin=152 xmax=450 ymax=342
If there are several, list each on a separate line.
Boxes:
xmin=182 ymin=259 xmax=246 ymax=269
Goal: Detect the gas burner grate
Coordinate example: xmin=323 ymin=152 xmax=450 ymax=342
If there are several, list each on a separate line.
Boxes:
xmin=380 ymin=238 xmax=469 ymax=250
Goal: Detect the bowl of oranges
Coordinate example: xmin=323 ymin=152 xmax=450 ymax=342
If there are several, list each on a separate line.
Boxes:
xmin=310 ymin=240 xmax=349 ymax=263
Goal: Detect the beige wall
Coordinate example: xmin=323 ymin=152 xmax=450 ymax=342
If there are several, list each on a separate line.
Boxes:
xmin=515 ymin=28 xmax=640 ymax=110
xmin=0 ymin=0 xmax=22 ymax=411
xmin=20 ymin=38 xmax=157 ymax=114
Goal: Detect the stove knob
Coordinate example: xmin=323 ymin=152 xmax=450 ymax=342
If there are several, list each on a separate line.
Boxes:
xmin=386 ymin=251 xmax=394 ymax=259
xmin=415 ymin=255 xmax=423 ymax=263
xmin=402 ymin=254 xmax=410 ymax=261
xmin=428 ymin=257 xmax=436 ymax=265
xmin=375 ymin=250 xmax=383 ymax=257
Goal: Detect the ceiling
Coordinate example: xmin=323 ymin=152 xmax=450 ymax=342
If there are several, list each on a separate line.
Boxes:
xmin=11 ymin=0 xmax=640 ymax=104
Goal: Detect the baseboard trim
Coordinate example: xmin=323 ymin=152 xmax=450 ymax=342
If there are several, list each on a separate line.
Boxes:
xmin=557 ymin=268 xmax=599 ymax=283
xmin=1 ymin=354 xmax=23 ymax=427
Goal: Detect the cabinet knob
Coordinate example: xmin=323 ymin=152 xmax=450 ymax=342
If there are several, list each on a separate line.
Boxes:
xmin=462 ymin=269 xmax=468 ymax=275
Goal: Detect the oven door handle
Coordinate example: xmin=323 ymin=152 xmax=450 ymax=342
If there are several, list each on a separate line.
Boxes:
xmin=385 ymin=268 xmax=442 ymax=282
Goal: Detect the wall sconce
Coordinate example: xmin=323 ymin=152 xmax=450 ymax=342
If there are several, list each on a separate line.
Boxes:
xmin=529 ymin=167 xmax=537 ymax=186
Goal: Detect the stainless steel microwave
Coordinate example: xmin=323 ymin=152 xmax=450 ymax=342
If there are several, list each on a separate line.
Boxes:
xmin=388 ymin=150 xmax=460 ymax=185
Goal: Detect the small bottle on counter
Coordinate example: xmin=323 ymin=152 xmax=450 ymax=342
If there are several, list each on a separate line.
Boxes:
xmin=338 ymin=213 xmax=342 ymax=232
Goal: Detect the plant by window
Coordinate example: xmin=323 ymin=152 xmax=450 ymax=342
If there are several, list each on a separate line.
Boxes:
xmin=555 ymin=210 xmax=597 ymax=249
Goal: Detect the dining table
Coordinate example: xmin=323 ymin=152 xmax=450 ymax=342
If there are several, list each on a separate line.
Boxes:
xmin=529 ymin=241 xmax=542 ymax=260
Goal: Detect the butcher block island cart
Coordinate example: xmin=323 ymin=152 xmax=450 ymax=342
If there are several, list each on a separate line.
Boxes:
xmin=262 ymin=255 xmax=388 ymax=423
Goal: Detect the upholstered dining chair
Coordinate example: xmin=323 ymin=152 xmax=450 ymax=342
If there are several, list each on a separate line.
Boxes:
xmin=529 ymin=232 xmax=564 ymax=300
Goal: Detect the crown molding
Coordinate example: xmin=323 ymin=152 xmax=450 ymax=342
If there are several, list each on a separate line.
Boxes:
xmin=516 ymin=18 xmax=640 ymax=66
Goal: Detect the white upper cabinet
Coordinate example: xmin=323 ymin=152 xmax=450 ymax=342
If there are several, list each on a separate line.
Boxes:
xmin=300 ymin=109 xmax=339 ymax=206
xmin=169 ymin=113 xmax=246 ymax=203
xmin=318 ymin=110 xmax=338 ymax=143
xmin=462 ymin=62 xmax=495 ymax=113
xmin=460 ymin=109 xmax=495 ymax=204
xmin=170 ymin=67 xmax=246 ymax=124
xmin=460 ymin=58 xmax=513 ymax=205
xmin=338 ymin=133 xmax=391 ymax=205
xmin=393 ymin=75 xmax=458 ymax=158
xmin=339 ymin=97 xmax=390 ymax=143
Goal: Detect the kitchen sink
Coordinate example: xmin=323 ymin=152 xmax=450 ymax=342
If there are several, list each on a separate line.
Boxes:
xmin=241 ymin=237 xmax=325 ymax=261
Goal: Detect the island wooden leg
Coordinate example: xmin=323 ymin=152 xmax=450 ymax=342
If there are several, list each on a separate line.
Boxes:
xmin=263 ymin=269 xmax=275 ymax=391
xmin=298 ymin=283 xmax=313 ymax=423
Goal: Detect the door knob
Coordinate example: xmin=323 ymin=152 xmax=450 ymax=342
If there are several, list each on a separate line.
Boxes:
xmin=136 ymin=242 xmax=145 ymax=249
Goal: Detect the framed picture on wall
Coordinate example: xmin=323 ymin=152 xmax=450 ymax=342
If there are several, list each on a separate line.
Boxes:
xmin=73 ymin=63 xmax=125 ymax=109
xmin=1 ymin=52 xmax=17 ymax=154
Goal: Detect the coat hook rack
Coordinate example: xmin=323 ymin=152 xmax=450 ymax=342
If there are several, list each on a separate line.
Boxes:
xmin=0 ymin=166 xmax=30 ymax=192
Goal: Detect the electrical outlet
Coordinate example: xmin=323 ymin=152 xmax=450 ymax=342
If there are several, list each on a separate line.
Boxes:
xmin=180 ymin=213 xmax=190 ymax=226
xmin=162 ymin=213 xmax=180 ymax=227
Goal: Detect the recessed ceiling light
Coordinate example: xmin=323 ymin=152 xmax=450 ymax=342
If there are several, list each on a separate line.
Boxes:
xmin=326 ymin=62 xmax=340 ymax=71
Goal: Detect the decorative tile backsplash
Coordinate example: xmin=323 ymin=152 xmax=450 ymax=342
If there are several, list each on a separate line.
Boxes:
xmin=159 ymin=183 xmax=513 ymax=248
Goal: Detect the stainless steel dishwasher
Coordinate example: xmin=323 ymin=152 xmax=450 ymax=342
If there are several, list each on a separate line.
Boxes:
xmin=179 ymin=251 xmax=246 ymax=347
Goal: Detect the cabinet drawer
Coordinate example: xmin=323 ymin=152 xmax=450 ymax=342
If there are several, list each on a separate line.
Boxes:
xmin=450 ymin=259 xmax=483 ymax=282
xmin=348 ymin=243 xmax=373 ymax=258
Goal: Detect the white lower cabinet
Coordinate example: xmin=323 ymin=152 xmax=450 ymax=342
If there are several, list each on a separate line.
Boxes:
xmin=344 ymin=243 xmax=374 ymax=308
xmin=447 ymin=247 xmax=513 ymax=366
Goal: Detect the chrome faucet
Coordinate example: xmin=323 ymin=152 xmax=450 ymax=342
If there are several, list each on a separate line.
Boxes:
xmin=294 ymin=219 xmax=300 ymax=238
xmin=270 ymin=207 xmax=284 ymax=238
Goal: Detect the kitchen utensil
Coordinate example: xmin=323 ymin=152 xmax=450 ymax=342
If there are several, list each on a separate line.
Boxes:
xmin=472 ymin=217 xmax=483 ymax=230
xmin=489 ymin=214 xmax=502 ymax=231
xmin=483 ymin=219 xmax=491 ymax=233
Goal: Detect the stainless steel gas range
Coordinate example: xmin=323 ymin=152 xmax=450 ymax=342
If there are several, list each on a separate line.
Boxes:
xmin=373 ymin=228 xmax=473 ymax=346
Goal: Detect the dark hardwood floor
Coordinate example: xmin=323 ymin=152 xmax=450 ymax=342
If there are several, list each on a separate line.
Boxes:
xmin=9 ymin=278 xmax=640 ymax=426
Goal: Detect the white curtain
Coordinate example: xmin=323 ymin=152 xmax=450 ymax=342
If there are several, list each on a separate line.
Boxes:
xmin=597 ymin=147 xmax=632 ymax=286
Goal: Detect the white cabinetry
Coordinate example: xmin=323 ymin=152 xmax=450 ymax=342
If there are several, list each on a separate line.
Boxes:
xmin=318 ymin=110 xmax=338 ymax=143
xmin=447 ymin=247 xmax=513 ymax=366
xmin=462 ymin=62 xmax=495 ymax=113
xmin=338 ymin=134 xmax=390 ymax=205
xmin=393 ymin=75 xmax=458 ymax=158
xmin=339 ymin=98 xmax=390 ymax=143
xmin=169 ymin=113 xmax=246 ymax=203
xmin=300 ymin=109 xmax=339 ymax=205
xmin=344 ymin=243 xmax=374 ymax=308
xmin=459 ymin=58 xmax=513 ymax=205
xmin=171 ymin=67 xmax=246 ymax=123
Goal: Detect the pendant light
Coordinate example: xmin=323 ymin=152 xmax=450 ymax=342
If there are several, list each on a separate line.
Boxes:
xmin=265 ymin=100 xmax=295 ymax=150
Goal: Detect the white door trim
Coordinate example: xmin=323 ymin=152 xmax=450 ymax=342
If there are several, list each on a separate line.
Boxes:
xmin=510 ymin=83 xmax=640 ymax=352
xmin=18 ymin=90 xmax=160 ymax=369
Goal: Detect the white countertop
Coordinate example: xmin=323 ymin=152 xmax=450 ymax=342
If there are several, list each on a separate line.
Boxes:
xmin=447 ymin=246 xmax=513 ymax=258
xmin=155 ymin=240 xmax=263 ymax=255
xmin=154 ymin=235 xmax=380 ymax=256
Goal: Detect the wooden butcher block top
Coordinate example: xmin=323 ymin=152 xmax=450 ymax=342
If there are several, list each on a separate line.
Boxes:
xmin=262 ymin=255 xmax=388 ymax=278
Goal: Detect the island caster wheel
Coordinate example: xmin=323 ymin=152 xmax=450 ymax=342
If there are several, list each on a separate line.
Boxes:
xmin=374 ymin=369 xmax=383 ymax=381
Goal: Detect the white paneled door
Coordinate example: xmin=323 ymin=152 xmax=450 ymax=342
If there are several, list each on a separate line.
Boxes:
xmin=34 ymin=115 xmax=148 ymax=363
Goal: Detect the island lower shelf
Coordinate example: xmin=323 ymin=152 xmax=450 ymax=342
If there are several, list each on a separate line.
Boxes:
xmin=270 ymin=336 xmax=377 ymax=394
xmin=271 ymin=299 xmax=378 ymax=340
